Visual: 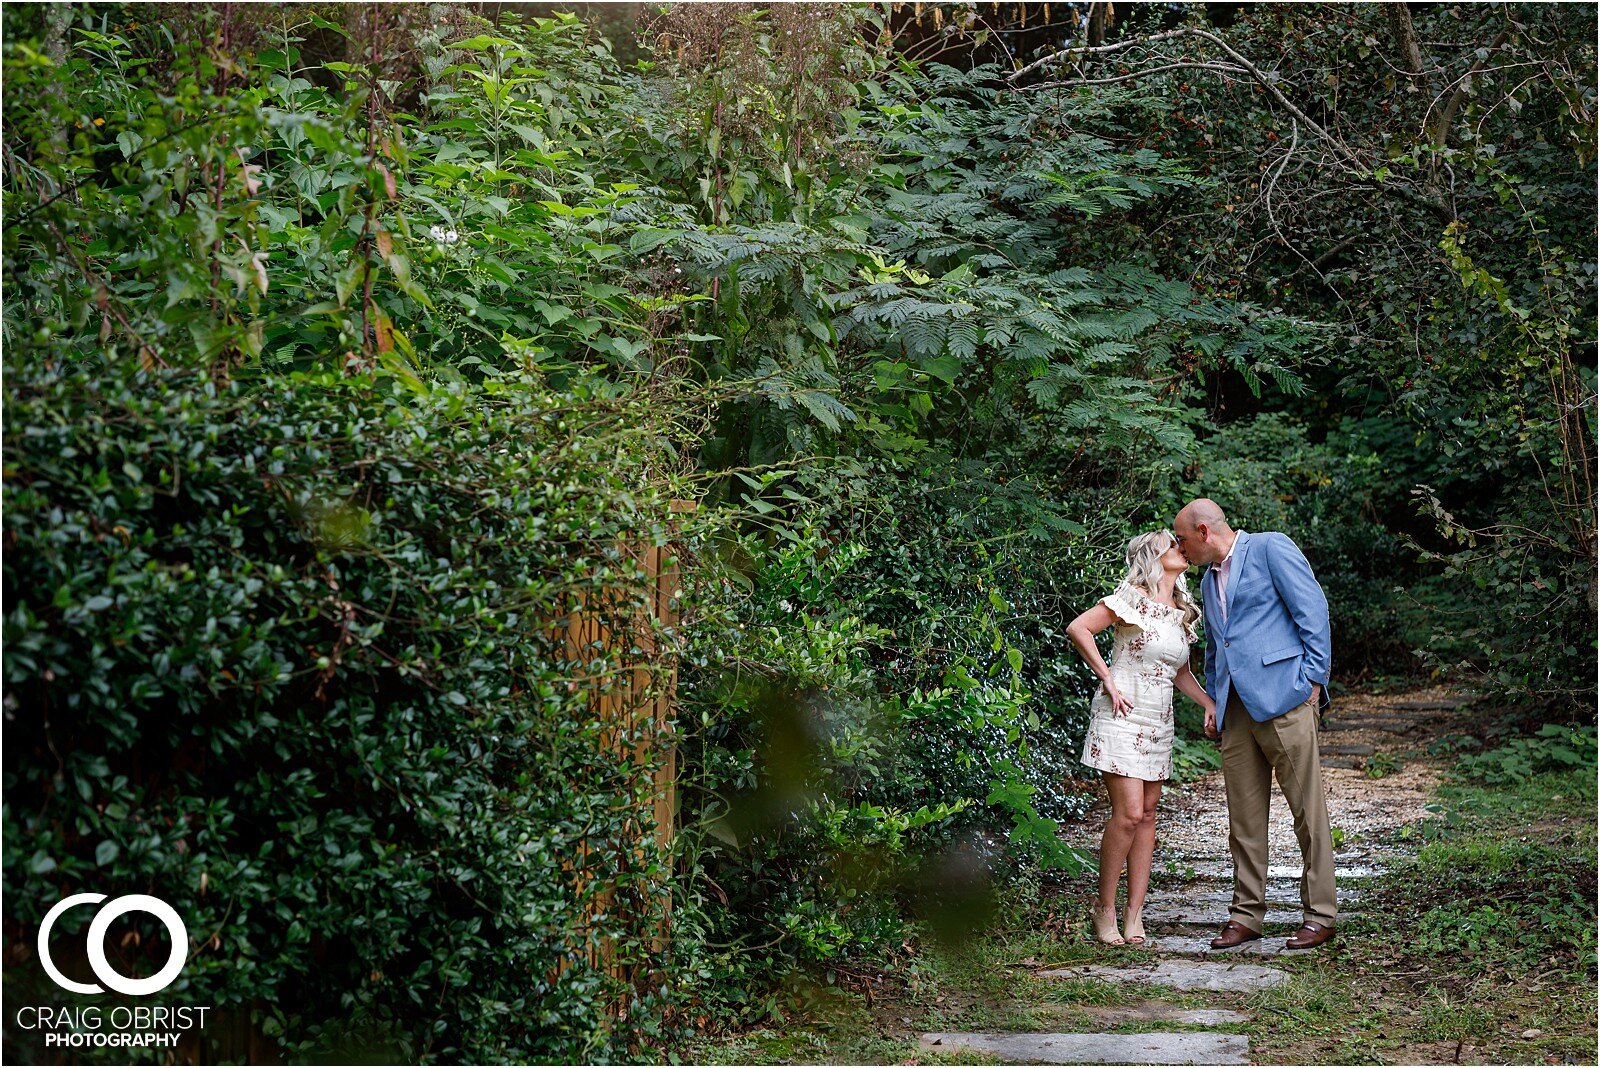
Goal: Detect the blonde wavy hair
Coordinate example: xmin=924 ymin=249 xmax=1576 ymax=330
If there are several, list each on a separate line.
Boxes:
xmin=1123 ymin=530 xmax=1201 ymax=635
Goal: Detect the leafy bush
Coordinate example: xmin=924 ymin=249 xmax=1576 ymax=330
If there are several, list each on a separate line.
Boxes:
xmin=668 ymin=461 xmax=1133 ymax=1023
xmin=827 ymin=460 xmax=1125 ymax=834
xmin=1454 ymin=725 xmax=1598 ymax=786
xmin=670 ymin=518 xmax=936 ymax=1019
xmin=1170 ymin=736 xmax=1223 ymax=783
xmin=1 ymin=7 xmax=652 ymax=384
xmin=1364 ymin=752 xmax=1405 ymax=780
xmin=2 ymin=357 xmax=685 ymax=1062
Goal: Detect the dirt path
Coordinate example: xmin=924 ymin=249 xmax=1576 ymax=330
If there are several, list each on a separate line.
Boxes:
xmin=1105 ymin=686 xmax=1460 ymax=868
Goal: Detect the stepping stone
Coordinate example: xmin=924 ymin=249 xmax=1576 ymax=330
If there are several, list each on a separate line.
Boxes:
xmin=1388 ymin=698 xmax=1472 ymax=710
xmin=1040 ymin=959 xmax=1288 ymax=991
xmin=1268 ymin=862 xmax=1386 ymax=880
xmin=1141 ymin=903 xmax=1301 ymax=926
xmin=1175 ymin=861 xmax=1385 ymax=882
xmin=1143 ymin=885 xmax=1363 ymax=909
xmin=1322 ymin=744 xmax=1376 ymax=756
xmin=1322 ymin=718 xmax=1414 ymax=733
xmin=1270 ymin=885 xmax=1367 ymax=907
xmin=919 ymin=1031 xmax=1250 ymax=1065
xmin=1083 ymin=1002 xmax=1252 ymax=1026
xmin=1142 ymin=934 xmax=1294 ymax=956
xmin=1321 ymin=756 xmax=1365 ymax=770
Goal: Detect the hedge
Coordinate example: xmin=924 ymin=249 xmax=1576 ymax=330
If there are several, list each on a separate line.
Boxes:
xmin=3 ymin=357 xmax=680 ymax=1063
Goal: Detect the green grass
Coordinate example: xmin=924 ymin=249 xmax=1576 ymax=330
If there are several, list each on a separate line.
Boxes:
xmin=1392 ymin=771 xmax=1596 ymax=975
xmin=1413 ymin=989 xmax=1495 ymax=1042
xmin=1244 ymin=765 xmax=1597 ymax=1064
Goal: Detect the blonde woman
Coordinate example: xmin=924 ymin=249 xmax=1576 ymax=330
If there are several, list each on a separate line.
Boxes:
xmin=1067 ymin=531 xmax=1217 ymax=945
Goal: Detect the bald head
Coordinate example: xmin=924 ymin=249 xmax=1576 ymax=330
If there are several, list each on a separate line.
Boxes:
xmin=1177 ymin=498 xmax=1228 ymax=531
xmin=1173 ymin=498 xmax=1235 ymax=566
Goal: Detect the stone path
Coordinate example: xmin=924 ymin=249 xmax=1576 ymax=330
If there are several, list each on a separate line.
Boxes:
xmin=1039 ymin=960 xmax=1290 ymax=991
xmin=1083 ymin=1004 xmax=1251 ymax=1026
xmin=918 ymin=688 xmax=1465 ymax=1065
xmin=919 ymin=1031 xmax=1251 ymax=1065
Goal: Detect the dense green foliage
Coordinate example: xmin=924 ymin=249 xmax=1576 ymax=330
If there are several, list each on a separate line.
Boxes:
xmin=3 ymin=357 xmax=686 ymax=1062
xmin=1453 ymin=723 xmax=1597 ymax=786
xmin=2 ymin=2 xmax=1594 ymax=1061
xmin=1080 ymin=2 xmax=1598 ymax=700
xmin=4 ymin=11 xmax=695 ymax=1061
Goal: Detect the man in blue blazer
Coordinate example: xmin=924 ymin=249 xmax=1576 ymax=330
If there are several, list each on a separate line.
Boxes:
xmin=1174 ymin=498 xmax=1337 ymax=950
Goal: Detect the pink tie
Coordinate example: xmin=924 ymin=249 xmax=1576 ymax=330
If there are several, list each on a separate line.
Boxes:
xmin=1216 ymin=556 xmax=1231 ymax=624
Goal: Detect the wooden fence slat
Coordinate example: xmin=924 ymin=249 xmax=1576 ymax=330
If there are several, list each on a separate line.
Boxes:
xmin=556 ymin=500 xmax=694 ymax=1010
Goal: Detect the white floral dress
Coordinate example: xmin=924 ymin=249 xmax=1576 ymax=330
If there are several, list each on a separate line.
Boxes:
xmin=1080 ymin=582 xmax=1199 ymax=782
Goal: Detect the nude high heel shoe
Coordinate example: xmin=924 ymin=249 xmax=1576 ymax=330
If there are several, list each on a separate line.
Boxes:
xmin=1090 ymin=902 xmax=1125 ymax=945
xmin=1123 ymin=907 xmax=1146 ymax=946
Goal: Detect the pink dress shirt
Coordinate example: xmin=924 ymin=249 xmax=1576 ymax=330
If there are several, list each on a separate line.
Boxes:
xmin=1212 ymin=532 xmax=1245 ymax=624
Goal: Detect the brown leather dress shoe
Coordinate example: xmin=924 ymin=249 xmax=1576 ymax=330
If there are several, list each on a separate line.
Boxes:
xmin=1210 ymin=921 xmax=1262 ymax=948
xmin=1285 ymin=921 xmax=1336 ymax=949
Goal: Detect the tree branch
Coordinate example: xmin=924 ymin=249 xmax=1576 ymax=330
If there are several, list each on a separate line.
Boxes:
xmin=1005 ymin=25 xmax=1365 ymax=173
xmin=1429 ymin=22 xmax=1518 ymax=149
xmin=1023 ymin=60 xmax=1247 ymax=92
xmin=1310 ymin=233 xmax=1363 ymax=272
xmin=1005 ymin=26 xmax=1195 ymax=83
xmin=1387 ymin=3 xmax=1426 ymax=78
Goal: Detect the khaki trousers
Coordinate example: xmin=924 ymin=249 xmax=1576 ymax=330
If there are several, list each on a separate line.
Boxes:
xmin=1220 ymin=693 xmax=1338 ymax=929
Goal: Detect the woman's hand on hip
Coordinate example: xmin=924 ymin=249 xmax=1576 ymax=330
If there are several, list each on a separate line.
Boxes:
xmin=1103 ymin=681 xmax=1133 ymax=716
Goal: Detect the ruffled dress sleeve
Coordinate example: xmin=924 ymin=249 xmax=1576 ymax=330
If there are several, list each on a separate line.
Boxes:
xmin=1100 ymin=582 xmax=1147 ymax=628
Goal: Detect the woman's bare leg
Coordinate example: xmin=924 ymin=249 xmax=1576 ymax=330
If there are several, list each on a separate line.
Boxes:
xmin=1122 ymin=778 xmax=1164 ymax=942
xmin=1096 ymin=773 xmax=1146 ymax=911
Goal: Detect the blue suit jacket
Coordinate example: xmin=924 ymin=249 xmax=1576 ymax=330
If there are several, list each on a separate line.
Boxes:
xmin=1201 ymin=531 xmax=1333 ymax=731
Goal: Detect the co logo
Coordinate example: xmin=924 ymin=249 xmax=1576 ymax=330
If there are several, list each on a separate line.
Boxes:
xmin=38 ymin=894 xmax=188 ymax=996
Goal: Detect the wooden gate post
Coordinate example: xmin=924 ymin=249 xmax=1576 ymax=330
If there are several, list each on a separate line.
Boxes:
xmin=647 ymin=500 xmax=695 ymax=951
xmin=555 ymin=499 xmax=693 ymax=1002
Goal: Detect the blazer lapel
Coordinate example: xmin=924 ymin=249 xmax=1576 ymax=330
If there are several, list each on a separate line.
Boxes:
xmin=1230 ymin=531 xmax=1256 ymax=580
xmin=1222 ymin=531 xmax=1256 ymax=637
xmin=1201 ymin=563 xmax=1220 ymax=635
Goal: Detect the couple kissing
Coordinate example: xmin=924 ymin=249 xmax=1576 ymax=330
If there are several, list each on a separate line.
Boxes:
xmin=1066 ymin=498 xmax=1336 ymax=952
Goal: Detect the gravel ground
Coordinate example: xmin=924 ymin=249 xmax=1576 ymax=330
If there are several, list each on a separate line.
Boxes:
xmin=1060 ymin=686 xmax=1470 ymax=866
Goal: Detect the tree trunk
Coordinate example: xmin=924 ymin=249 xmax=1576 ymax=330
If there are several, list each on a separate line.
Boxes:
xmin=43 ymin=4 xmax=72 ymax=165
xmin=1088 ymin=2 xmax=1109 ymax=47
xmin=1386 ymin=3 xmax=1425 ymax=80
